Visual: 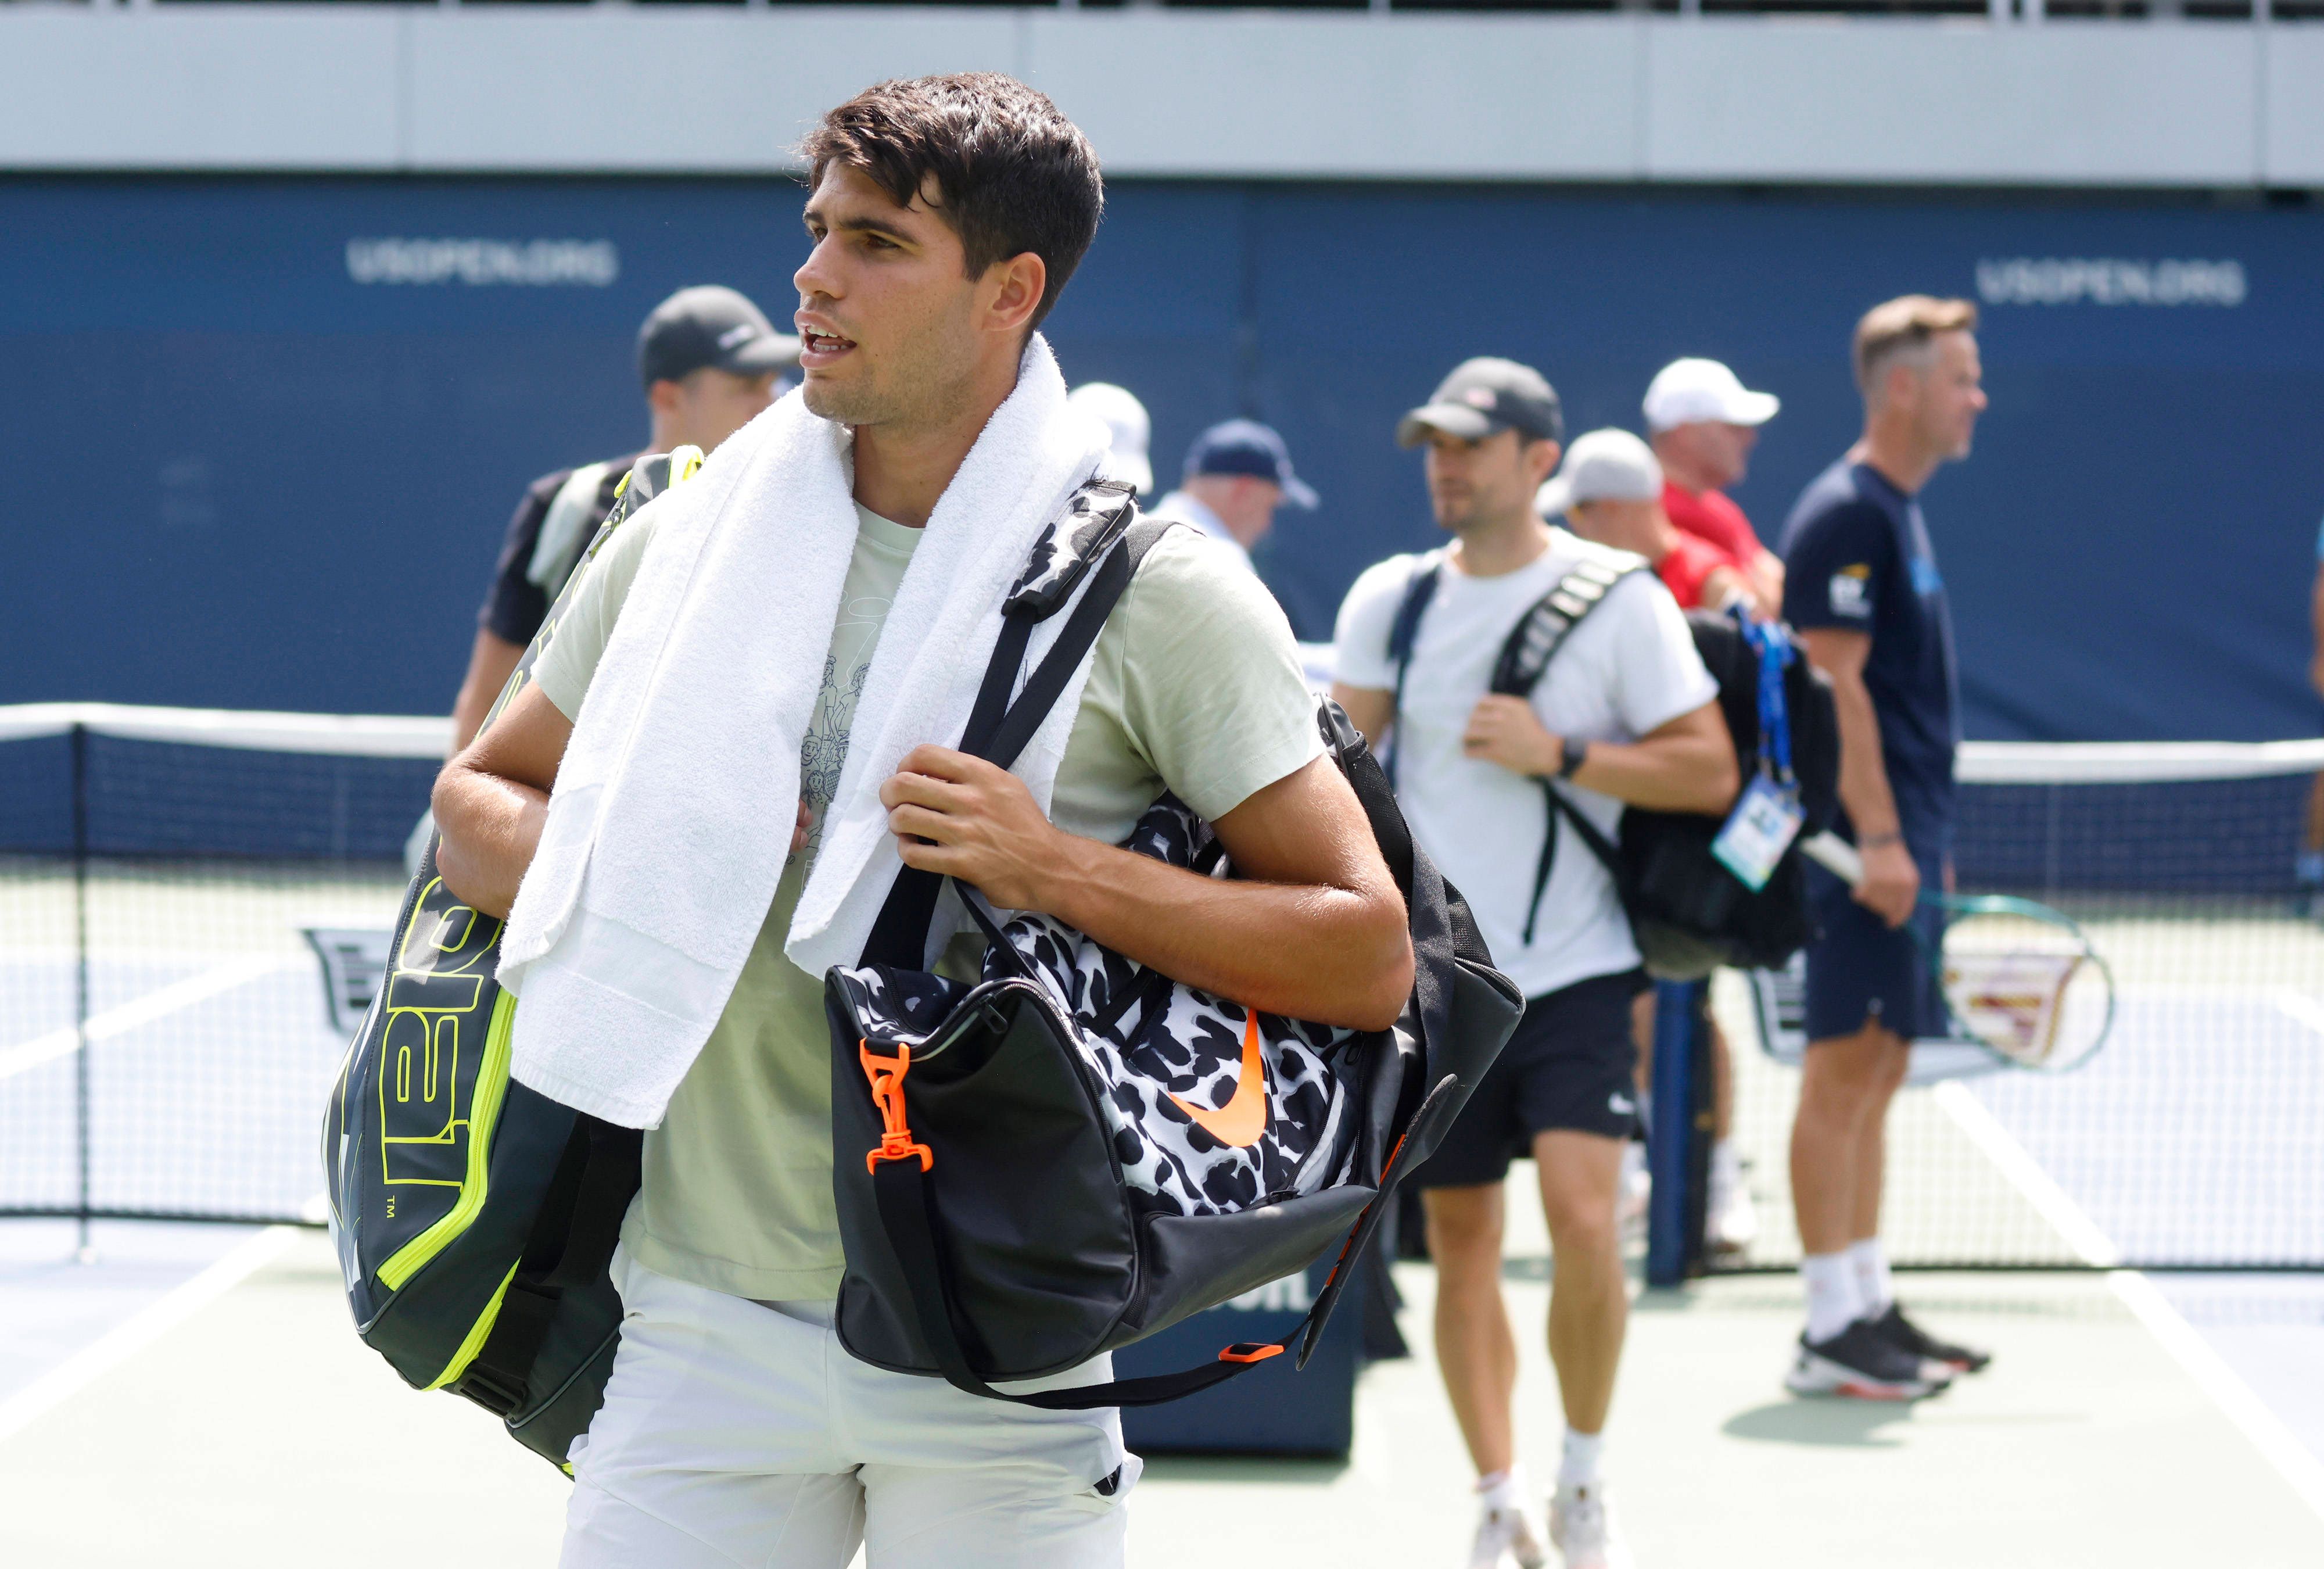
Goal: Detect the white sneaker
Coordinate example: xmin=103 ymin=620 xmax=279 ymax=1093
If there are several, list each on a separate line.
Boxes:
xmin=1549 ymin=1481 xmax=1633 ymax=1569
xmin=1618 ymin=1142 xmax=1651 ymax=1242
xmin=1468 ymin=1501 xmax=1548 ymax=1569
xmin=1706 ymin=1141 xmax=1758 ymax=1255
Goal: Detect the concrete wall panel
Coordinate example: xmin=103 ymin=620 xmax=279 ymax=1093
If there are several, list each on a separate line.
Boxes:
xmin=0 ymin=12 xmax=399 ymax=170
xmin=403 ymin=9 xmax=1019 ymax=172
xmin=0 ymin=10 xmax=2309 ymax=187
xmin=1028 ymin=13 xmax=1642 ymax=180
xmin=2263 ymin=29 xmax=2324 ymax=187
xmin=1642 ymin=21 xmax=2261 ymax=186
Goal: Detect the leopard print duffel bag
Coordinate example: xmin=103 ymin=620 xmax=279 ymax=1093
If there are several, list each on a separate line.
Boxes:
xmin=826 ymin=509 xmax=1522 ymax=1412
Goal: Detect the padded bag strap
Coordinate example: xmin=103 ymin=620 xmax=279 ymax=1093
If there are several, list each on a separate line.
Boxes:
xmin=456 ymin=1114 xmax=641 ymax=1419
xmin=858 ymin=509 xmax=1167 ymax=969
xmin=1382 ymin=556 xmax=1441 ymax=790
xmin=1486 ymin=558 xmax=1645 ymax=946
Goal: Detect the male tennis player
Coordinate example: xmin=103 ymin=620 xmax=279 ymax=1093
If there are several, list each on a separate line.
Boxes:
xmin=433 ymin=74 xmax=1411 ymax=1567
xmin=1778 ymin=295 xmax=1991 ymax=1398
xmin=1334 ymin=359 xmax=1735 ymax=1569
xmin=447 ymin=285 xmax=797 ymax=751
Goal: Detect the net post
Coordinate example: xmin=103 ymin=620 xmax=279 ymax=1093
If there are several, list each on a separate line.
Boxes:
xmin=1645 ymin=979 xmax=1702 ymax=1288
xmin=70 ymin=720 xmax=94 ymax=1262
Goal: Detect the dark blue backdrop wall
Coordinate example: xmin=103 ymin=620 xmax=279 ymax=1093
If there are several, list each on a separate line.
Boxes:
xmin=4 ymin=177 xmax=2319 ymax=741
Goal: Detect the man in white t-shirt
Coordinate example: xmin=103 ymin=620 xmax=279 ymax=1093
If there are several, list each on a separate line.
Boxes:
xmin=1333 ymin=358 xmax=1735 ymax=1569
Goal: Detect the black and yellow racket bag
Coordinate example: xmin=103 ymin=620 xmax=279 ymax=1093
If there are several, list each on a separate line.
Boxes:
xmin=319 ymin=447 xmax=702 ymax=1470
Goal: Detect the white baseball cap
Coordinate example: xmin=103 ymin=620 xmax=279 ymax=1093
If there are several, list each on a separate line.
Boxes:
xmin=1068 ymin=382 xmax=1154 ymax=495
xmin=1642 ymin=357 xmax=1781 ymax=432
xmin=1536 ymin=428 xmax=1663 ymax=519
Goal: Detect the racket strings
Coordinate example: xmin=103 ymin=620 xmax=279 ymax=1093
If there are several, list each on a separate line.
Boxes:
xmin=1939 ymin=908 xmax=2113 ymax=1070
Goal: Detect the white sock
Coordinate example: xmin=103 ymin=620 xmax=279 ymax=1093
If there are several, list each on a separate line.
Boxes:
xmin=1476 ymin=1466 xmax=1527 ymax=1515
xmin=1801 ymin=1251 xmax=1863 ymax=1342
xmin=1558 ymin=1429 xmax=1604 ymax=1490
xmin=1710 ymin=1139 xmax=1741 ymax=1185
xmin=1848 ymin=1237 xmax=1893 ymax=1316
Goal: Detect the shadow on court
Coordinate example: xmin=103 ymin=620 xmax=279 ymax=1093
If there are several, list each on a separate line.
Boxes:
xmin=1720 ymin=1397 xmax=1921 ymax=1448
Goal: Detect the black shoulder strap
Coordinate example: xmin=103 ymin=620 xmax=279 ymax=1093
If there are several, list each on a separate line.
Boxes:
xmin=1382 ymin=555 xmax=1442 ymax=790
xmin=1489 ymin=554 xmax=1640 ymax=699
xmin=1489 ymin=557 xmax=1646 ymax=945
xmin=858 ymin=514 xmax=1177 ymax=970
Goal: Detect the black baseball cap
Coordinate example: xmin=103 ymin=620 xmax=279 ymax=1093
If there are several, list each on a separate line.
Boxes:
xmin=1396 ymin=357 xmax=1565 ymax=448
xmin=636 ymin=285 xmax=801 ymax=389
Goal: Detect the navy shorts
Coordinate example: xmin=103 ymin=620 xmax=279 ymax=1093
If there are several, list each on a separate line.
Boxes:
xmin=1802 ymin=843 xmax=1948 ymax=1044
xmin=1410 ymin=968 xmax=1648 ymax=1190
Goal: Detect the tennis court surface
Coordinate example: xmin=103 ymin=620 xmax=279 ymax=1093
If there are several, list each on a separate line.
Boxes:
xmin=5 ymin=705 xmax=2324 ymax=1563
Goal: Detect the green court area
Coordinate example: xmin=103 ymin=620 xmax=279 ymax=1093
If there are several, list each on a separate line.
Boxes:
xmin=4 ymin=1222 xmax=2319 ymax=1567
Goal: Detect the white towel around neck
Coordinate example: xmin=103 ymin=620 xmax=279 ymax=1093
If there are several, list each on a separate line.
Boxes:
xmin=498 ymin=336 xmax=1111 ymax=1129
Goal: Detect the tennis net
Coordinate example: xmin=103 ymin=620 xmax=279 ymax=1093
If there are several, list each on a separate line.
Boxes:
xmin=0 ymin=704 xmax=443 ymax=1228
xmin=1716 ymin=737 xmax=2324 ymax=1273
xmin=7 ymin=705 xmax=2322 ymax=1271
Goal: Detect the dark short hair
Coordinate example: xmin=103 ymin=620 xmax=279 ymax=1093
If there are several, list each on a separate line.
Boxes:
xmin=1853 ymin=295 xmax=1978 ymax=396
xmin=800 ymin=74 xmax=1104 ymax=331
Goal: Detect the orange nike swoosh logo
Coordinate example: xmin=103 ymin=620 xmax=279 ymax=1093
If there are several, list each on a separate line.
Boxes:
xmin=1169 ymin=1009 xmax=1269 ymax=1149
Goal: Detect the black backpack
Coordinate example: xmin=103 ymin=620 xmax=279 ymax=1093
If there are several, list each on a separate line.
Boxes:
xmin=1599 ymin=607 xmax=1840 ymax=978
xmin=827 ymin=512 xmax=1525 ymax=1409
xmin=1384 ymin=553 xmax=1838 ymax=980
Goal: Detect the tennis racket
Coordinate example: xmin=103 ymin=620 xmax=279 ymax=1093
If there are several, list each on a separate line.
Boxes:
xmin=1800 ymin=832 xmax=2115 ymax=1073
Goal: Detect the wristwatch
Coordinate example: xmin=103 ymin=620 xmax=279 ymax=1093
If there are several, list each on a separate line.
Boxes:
xmin=1557 ymin=736 xmax=1589 ymax=780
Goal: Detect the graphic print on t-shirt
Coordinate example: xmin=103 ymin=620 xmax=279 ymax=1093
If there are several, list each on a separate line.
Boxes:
xmin=792 ymin=509 xmax=919 ymax=869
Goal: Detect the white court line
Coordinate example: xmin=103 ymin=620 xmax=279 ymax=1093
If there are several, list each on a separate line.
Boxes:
xmin=1932 ymin=1080 xmax=2324 ymax=1527
xmin=2269 ymin=987 xmax=2324 ymax=1041
xmin=0 ymin=955 xmax=290 ymax=1082
xmin=0 ymin=1225 xmax=300 ymax=1448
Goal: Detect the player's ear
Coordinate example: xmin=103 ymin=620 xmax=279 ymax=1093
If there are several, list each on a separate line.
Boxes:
xmin=981 ymin=250 xmax=1048 ymax=339
xmin=1527 ymin=437 xmax=1562 ymax=486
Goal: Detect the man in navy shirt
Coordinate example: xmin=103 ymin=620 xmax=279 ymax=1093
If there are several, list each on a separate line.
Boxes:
xmin=1778 ymin=296 xmax=1990 ymax=1400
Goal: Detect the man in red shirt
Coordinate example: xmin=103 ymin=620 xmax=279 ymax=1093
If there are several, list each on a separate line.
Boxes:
xmin=1646 ymin=357 xmax=1785 ymax=608
xmin=1538 ymin=428 xmax=1761 ymax=616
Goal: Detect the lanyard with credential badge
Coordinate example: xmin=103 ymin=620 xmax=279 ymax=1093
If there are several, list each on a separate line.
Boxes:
xmin=1711 ymin=609 xmax=1808 ymax=891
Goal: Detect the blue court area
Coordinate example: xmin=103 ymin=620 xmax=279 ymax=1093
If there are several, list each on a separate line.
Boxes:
xmin=1969 ymin=987 xmax=2324 ymax=1269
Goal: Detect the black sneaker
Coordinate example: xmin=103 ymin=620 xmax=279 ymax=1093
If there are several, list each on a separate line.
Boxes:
xmin=1871 ymin=1303 xmax=1992 ymax=1374
xmin=1784 ymin=1317 xmax=1952 ymax=1400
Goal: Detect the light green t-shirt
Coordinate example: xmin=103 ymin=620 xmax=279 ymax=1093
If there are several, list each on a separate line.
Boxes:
xmin=533 ymin=499 xmax=1323 ymax=1300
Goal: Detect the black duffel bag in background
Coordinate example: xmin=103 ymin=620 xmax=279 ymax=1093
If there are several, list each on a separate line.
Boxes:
xmin=826 ymin=513 xmax=1524 ymax=1410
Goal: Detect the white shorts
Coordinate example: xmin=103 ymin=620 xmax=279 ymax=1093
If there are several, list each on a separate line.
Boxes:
xmin=558 ymin=1246 xmax=1140 ymax=1568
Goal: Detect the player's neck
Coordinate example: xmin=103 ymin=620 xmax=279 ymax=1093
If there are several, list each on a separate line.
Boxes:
xmin=851 ymin=356 xmax=1021 ymax=530
xmin=1448 ymin=511 xmax=1551 ymax=579
xmin=1852 ymin=421 xmax=1941 ymax=496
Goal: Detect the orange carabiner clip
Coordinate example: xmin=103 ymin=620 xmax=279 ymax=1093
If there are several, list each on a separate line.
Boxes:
xmin=859 ymin=1041 xmax=934 ymax=1174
